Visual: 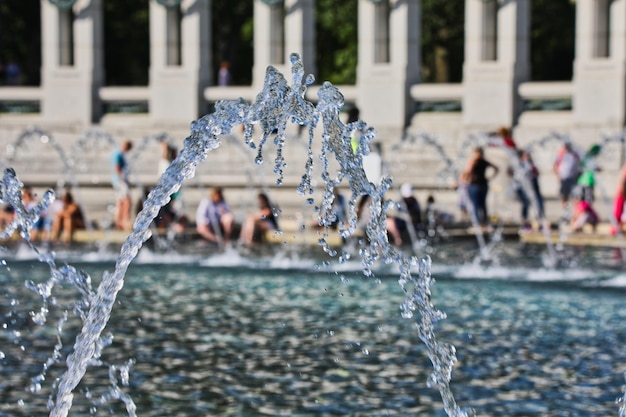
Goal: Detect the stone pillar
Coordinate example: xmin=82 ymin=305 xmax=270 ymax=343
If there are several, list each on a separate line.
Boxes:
xmin=252 ymin=0 xmax=315 ymax=91
xmin=41 ymin=0 xmax=104 ymax=125
xmin=573 ymin=0 xmax=626 ymax=128
xmin=462 ymin=0 xmax=530 ymax=128
xmin=356 ymin=0 xmax=420 ymax=131
xmin=149 ymin=0 xmax=211 ymax=125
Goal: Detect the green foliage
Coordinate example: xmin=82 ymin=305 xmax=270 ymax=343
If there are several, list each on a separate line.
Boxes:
xmin=531 ymin=0 xmax=575 ymax=81
xmin=421 ymin=0 xmax=465 ymax=83
xmin=314 ymin=0 xmax=466 ymax=84
xmin=0 ymin=0 xmax=578 ymax=88
xmin=315 ymin=0 xmax=358 ymax=85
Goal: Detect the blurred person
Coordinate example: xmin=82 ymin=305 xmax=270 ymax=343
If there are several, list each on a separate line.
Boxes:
xmin=5 ymin=60 xmax=20 ymax=85
xmin=196 ymin=187 xmax=236 ymax=244
xmin=570 ymin=191 xmax=599 ymax=233
xmin=157 ymin=142 xmax=185 ymax=220
xmin=239 ymin=192 xmax=279 ymax=245
xmin=356 ymin=194 xmax=403 ymax=246
xmin=424 ymin=194 xmax=454 ymax=227
xmin=393 ymin=183 xmax=423 ymax=242
xmin=611 ymin=162 xmax=626 ymax=235
xmin=0 ymin=205 xmax=15 ymax=234
xmin=51 ymin=190 xmax=85 ymax=244
xmin=111 ymin=140 xmax=133 ymax=231
xmin=553 ymin=142 xmax=581 ymax=209
xmin=519 ymin=150 xmax=545 ymax=220
xmin=347 ymin=106 xmax=362 ymax=154
xmin=461 ymin=147 xmax=499 ymax=226
xmin=577 ymin=144 xmax=602 ymax=203
xmin=506 ymin=151 xmax=531 ymax=230
xmin=21 ymin=187 xmax=46 ymax=240
xmin=218 ymin=61 xmax=231 ymax=86
xmin=311 ymin=187 xmax=347 ymax=230
xmin=136 ymin=187 xmax=179 ymax=232
xmin=158 ymin=141 xmax=178 ymax=176
xmin=497 ymin=126 xmax=517 ymax=149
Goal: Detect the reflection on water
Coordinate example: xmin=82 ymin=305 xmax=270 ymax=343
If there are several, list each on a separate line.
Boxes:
xmin=2 ymin=241 xmax=626 ymax=416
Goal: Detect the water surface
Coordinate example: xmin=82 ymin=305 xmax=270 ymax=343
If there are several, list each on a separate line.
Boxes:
xmin=1 ymin=242 xmax=626 ymax=416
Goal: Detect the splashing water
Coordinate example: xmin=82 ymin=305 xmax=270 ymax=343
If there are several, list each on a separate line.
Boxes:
xmin=3 ymin=54 xmax=472 ymax=417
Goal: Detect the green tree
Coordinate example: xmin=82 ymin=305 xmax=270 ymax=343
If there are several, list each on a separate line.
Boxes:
xmin=315 ymin=0 xmax=358 ymax=85
xmin=314 ymin=0 xmax=466 ymax=85
xmin=421 ymin=0 xmax=465 ymax=83
xmin=531 ymin=0 xmax=575 ymax=81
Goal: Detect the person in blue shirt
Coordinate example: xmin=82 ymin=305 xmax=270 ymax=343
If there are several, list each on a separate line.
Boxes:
xmin=111 ymin=140 xmax=133 ymax=230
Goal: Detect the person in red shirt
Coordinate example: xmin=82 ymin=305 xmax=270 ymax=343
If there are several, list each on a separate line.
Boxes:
xmin=570 ymin=191 xmax=599 ymax=233
xmin=498 ymin=126 xmax=517 ymax=149
xmin=611 ymin=163 xmax=626 ymax=235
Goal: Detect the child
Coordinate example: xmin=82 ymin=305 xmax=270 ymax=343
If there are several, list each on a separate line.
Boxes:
xmin=570 ymin=193 xmax=599 ymax=233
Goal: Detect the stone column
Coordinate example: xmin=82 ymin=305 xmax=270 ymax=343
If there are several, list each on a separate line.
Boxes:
xmin=573 ymin=0 xmax=626 ymax=128
xmin=41 ymin=0 xmax=104 ymax=125
xmin=252 ymin=0 xmax=315 ymax=91
xmin=462 ymin=0 xmax=530 ymax=128
xmin=356 ymin=0 xmax=420 ymax=131
xmin=149 ymin=0 xmax=211 ymax=125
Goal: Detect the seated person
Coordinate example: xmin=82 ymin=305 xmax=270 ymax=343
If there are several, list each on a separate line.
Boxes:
xmin=357 ymin=194 xmax=403 ymax=246
xmin=0 ymin=204 xmax=15 ymax=236
xmin=136 ymin=187 xmax=182 ymax=232
xmin=393 ymin=184 xmax=423 ymax=239
xmin=22 ymin=187 xmax=44 ymax=240
xmin=196 ymin=187 xmax=235 ymax=244
xmin=425 ymin=194 xmax=455 ymax=227
xmin=571 ymin=193 xmax=599 ymax=233
xmin=239 ymin=193 xmax=279 ymax=245
xmin=311 ymin=187 xmax=347 ymax=230
xmin=52 ymin=190 xmax=86 ymax=243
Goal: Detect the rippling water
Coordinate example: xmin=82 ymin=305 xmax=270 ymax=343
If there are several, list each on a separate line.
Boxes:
xmin=1 ymin=241 xmax=626 ymax=416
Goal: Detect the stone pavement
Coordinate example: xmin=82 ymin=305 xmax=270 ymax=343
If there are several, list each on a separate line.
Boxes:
xmin=64 ymin=220 xmax=625 ymax=251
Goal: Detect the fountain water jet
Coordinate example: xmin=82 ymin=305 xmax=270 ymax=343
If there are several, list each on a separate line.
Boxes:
xmin=0 ymin=54 xmax=472 ymax=417
xmin=3 ymin=126 xmax=76 ymax=191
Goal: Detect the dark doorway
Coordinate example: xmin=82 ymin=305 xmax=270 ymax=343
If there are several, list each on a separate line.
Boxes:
xmin=104 ymin=0 xmax=149 ymax=85
xmin=0 ymin=0 xmax=41 ymax=86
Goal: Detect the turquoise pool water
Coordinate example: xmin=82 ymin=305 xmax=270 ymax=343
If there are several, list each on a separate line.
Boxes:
xmin=1 ymin=241 xmax=625 ymax=416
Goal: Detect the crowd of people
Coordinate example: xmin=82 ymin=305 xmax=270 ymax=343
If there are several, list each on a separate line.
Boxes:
xmin=458 ymin=127 xmax=626 ymax=236
xmin=2 ymin=130 xmax=626 ymax=247
xmin=0 ymin=187 xmax=86 ymax=244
